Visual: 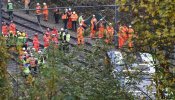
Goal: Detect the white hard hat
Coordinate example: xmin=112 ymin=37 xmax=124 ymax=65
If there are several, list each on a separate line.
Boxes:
xmin=100 ymin=19 xmax=103 ymax=20
xmin=109 ymin=23 xmax=112 ymax=25
xmin=93 ymin=15 xmax=95 ymax=17
xmin=69 ymin=8 xmax=71 ymax=11
xmin=43 ymin=2 xmax=46 ymax=5
xmin=73 ymin=11 xmax=75 ymax=14
xmin=22 ymin=48 xmax=26 ymax=51
xmin=80 ymin=24 xmax=82 ymax=26
xmin=61 ymin=28 xmax=64 ymax=31
xmin=129 ymin=25 xmax=132 ymax=28
xmin=37 ymin=3 xmax=40 ymax=5
xmin=65 ymin=9 xmax=68 ymax=12
xmin=38 ymin=50 xmax=41 ymax=53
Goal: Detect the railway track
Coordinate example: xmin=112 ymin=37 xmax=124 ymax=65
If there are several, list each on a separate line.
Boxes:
xmin=2 ymin=10 xmax=93 ymax=49
xmin=2 ymin=8 xmax=106 ymax=95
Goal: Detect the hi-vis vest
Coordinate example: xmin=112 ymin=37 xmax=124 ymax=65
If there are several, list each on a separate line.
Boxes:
xmin=7 ymin=2 xmax=13 ymax=10
xmin=66 ymin=34 xmax=70 ymax=42
xmin=23 ymin=67 xmax=30 ymax=74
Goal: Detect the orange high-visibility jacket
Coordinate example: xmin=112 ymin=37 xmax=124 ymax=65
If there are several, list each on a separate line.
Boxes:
xmin=62 ymin=13 xmax=68 ymax=20
xmin=106 ymin=26 xmax=114 ymax=37
xmin=43 ymin=5 xmax=48 ymax=15
xmin=33 ymin=36 xmax=39 ymax=49
xmin=2 ymin=25 xmax=8 ymax=35
xmin=36 ymin=5 xmax=41 ymax=14
xmin=71 ymin=14 xmax=78 ymax=21
xmin=9 ymin=23 xmax=16 ymax=34
xmin=43 ymin=35 xmax=50 ymax=47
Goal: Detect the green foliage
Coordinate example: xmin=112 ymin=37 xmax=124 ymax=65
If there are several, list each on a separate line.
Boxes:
xmin=18 ymin=41 xmax=135 ymax=99
xmin=0 ymin=37 xmax=11 ymax=99
xmin=116 ymin=0 xmax=175 ymax=99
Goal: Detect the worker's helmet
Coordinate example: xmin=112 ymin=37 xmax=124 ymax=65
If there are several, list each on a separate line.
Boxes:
xmin=80 ymin=23 xmax=82 ymax=26
xmin=22 ymin=48 xmax=26 ymax=51
xmin=109 ymin=23 xmax=112 ymax=25
xmin=47 ymin=28 xmax=50 ymax=31
xmin=35 ymin=33 xmax=38 ymax=35
xmin=69 ymin=8 xmax=71 ymax=11
xmin=65 ymin=9 xmax=68 ymax=12
xmin=129 ymin=25 xmax=132 ymax=28
xmin=73 ymin=11 xmax=75 ymax=14
xmin=93 ymin=15 xmax=95 ymax=17
xmin=8 ymin=0 xmax=11 ymax=2
xmin=10 ymin=20 xmax=13 ymax=23
xmin=61 ymin=28 xmax=64 ymax=31
xmin=100 ymin=19 xmax=103 ymax=21
xmin=43 ymin=2 xmax=46 ymax=5
xmin=37 ymin=3 xmax=40 ymax=6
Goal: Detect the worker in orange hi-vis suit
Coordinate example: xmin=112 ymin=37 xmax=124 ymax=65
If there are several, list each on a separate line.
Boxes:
xmin=122 ymin=25 xmax=129 ymax=44
xmin=9 ymin=21 xmax=16 ymax=36
xmin=128 ymin=25 xmax=134 ymax=48
xmin=67 ymin=8 xmax=72 ymax=29
xmin=71 ymin=11 xmax=78 ymax=31
xmin=43 ymin=3 xmax=48 ymax=21
xmin=77 ymin=24 xmax=84 ymax=45
xmin=51 ymin=27 xmax=58 ymax=37
xmin=2 ymin=22 xmax=8 ymax=36
xmin=33 ymin=33 xmax=39 ymax=52
xmin=43 ymin=32 xmax=50 ymax=48
xmin=98 ymin=19 xmax=105 ymax=39
xmin=118 ymin=25 xmax=125 ymax=48
xmin=90 ymin=15 xmax=97 ymax=38
xmin=106 ymin=23 xmax=114 ymax=44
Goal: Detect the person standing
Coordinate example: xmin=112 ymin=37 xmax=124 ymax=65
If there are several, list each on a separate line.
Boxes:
xmin=36 ymin=3 xmax=41 ymax=23
xmin=106 ymin=23 xmax=114 ymax=44
xmin=67 ymin=8 xmax=72 ymax=29
xmin=2 ymin=22 xmax=8 ymax=37
xmin=77 ymin=24 xmax=84 ymax=45
xmin=90 ymin=15 xmax=97 ymax=38
xmin=43 ymin=32 xmax=50 ymax=48
xmin=71 ymin=11 xmax=78 ymax=31
xmin=53 ymin=7 xmax=60 ymax=24
xmin=127 ymin=25 xmax=134 ymax=48
xmin=43 ymin=3 xmax=48 ymax=21
xmin=62 ymin=10 xmax=68 ymax=29
xmin=24 ymin=0 xmax=30 ymax=14
xmin=9 ymin=21 xmax=16 ymax=36
xmin=98 ymin=19 xmax=105 ymax=39
xmin=33 ymin=33 xmax=39 ymax=52
xmin=7 ymin=0 xmax=13 ymax=20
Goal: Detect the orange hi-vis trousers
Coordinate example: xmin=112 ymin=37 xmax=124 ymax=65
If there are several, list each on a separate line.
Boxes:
xmin=77 ymin=36 xmax=84 ymax=45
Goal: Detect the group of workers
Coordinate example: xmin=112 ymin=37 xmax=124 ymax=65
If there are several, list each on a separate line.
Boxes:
xmin=6 ymin=1 xmax=134 ymax=47
xmin=118 ymin=25 xmax=134 ymax=48
xmin=1 ymin=21 xmax=72 ymax=79
xmin=2 ymin=1 xmax=136 ymax=81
